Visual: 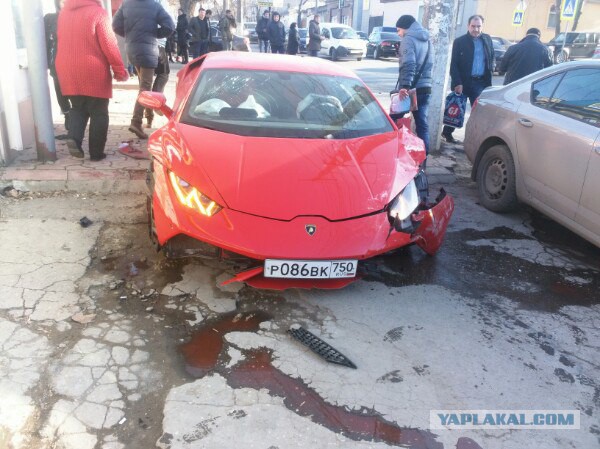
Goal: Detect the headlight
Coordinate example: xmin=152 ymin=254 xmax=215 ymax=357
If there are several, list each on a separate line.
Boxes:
xmin=168 ymin=171 xmax=222 ymax=217
xmin=388 ymin=179 xmax=419 ymax=225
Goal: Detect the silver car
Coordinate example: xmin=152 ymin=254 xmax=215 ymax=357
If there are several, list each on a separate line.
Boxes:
xmin=464 ymin=60 xmax=600 ymax=248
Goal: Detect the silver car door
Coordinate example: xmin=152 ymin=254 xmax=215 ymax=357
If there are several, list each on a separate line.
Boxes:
xmin=577 ymin=132 xmax=600 ymax=244
xmin=515 ymin=67 xmax=599 ymax=219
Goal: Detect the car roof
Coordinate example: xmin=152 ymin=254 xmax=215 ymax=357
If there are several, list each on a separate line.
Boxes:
xmin=200 ymin=52 xmax=360 ymax=78
xmin=320 ymin=22 xmax=354 ymax=28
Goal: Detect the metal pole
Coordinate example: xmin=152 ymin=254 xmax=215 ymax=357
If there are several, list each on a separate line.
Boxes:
xmin=422 ymin=0 xmax=459 ymax=152
xmin=21 ymin=0 xmax=56 ymax=161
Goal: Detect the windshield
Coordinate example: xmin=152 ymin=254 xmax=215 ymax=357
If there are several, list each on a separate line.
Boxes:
xmin=381 ymin=33 xmax=400 ymax=41
xmin=332 ymin=27 xmax=358 ymax=39
xmin=181 ymin=69 xmax=393 ymax=139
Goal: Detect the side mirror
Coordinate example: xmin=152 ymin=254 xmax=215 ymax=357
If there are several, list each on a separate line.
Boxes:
xmin=137 ymin=91 xmax=174 ymax=119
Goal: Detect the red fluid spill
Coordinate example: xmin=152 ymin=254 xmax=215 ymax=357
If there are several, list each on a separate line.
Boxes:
xmin=180 ymin=311 xmax=271 ymax=377
xmin=228 ymin=349 xmax=444 ymax=449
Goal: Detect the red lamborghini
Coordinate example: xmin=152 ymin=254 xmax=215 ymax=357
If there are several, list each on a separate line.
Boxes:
xmin=139 ymin=52 xmax=454 ymax=290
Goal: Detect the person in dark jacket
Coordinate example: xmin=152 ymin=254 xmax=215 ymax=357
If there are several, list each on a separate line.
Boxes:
xmin=287 ymin=22 xmax=300 ymax=55
xmin=219 ymin=10 xmax=236 ymax=51
xmin=499 ymin=28 xmax=552 ymax=85
xmin=307 ymin=15 xmax=323 ymax=57
xmin=176 ymin=9 xmax=189 ymax=63
xmin=44 ymin=0 xmax=71 ymax=134
xmin=188 ymin=8 xmax=211 ymax=59
xmin=268 ymin=12 xmax=285 ymax=54
xmin=113 ymin=0 xmax=174 ymax=139
xmin=256 ymin=10 xmax=270 ymax=53
xmin=395 ymin=15 xmax=433 ymax=156
xmin=442 ymin=15 xmax=494 ymax=144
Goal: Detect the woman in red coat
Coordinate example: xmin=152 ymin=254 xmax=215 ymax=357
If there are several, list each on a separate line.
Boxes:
xmin=56 ymin=0 xmax=128 ymax=160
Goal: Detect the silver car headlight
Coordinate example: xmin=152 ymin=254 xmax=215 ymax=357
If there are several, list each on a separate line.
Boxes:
xmin=388 ymin=179 xmax=419 ymax=222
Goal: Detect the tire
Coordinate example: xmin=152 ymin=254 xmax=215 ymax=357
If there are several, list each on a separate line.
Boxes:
xmin=476 ymin=144 xmax=518 ymax=212
xmin=357 ymin=57 xmax=362 ymax=61
xmin=330 ymin=48 xmax=338 ymax=61
xmin=555 ymin=50 xmax=568 ymax=64
xmin=373 ymin=47 xmax=380 ymax=60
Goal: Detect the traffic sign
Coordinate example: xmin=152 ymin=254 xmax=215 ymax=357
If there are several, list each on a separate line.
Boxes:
xmin=560 ymin=0 xmax=580 ymax=20
xmin=257 ymin=1 xmax=273 ymax=9
xmin=512 ymin=9 xmax=524 ymax=27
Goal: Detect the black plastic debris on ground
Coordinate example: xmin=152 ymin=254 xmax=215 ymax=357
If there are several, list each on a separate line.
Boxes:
xmin=79 ymin=216 xmax=93 ymax=228
xmin=288 ymin=326 xmax=357 ymax=369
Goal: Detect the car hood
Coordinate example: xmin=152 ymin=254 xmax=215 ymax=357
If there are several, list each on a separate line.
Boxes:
xmin=170 ymin=124 xmax=418 ymax=221
xmin=338 ymin=39 xmax=366 ymax=49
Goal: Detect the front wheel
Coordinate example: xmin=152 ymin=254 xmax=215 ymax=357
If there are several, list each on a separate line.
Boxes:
xmin=357 ymin=57 xmax=362 ymax=61
xmin=555 ymin=50 xmax=568 ymax=64
xmin=476 ymin=144 xmax=518 ymax=212
xmin=373 ymin=47 xmax=380 ymax=60
xmin=330 ymin=48 xmax=338 ymax=61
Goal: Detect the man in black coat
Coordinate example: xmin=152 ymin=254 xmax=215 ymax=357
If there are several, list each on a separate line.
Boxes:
xmin=267 ymin=12 xmax=286 ymax=54
xmin=189 ymin=8 xmax=211 ymax=59
xmin=500 ymin=28 xmax=552 ymax=85
xmin=256 ymin=10 xmax=270 ymax=53
xmin=113 ymin=0 xmax=175 ymax=139
xmin=176 ymin=9 xmax=190 ymax=63
xmin=442 ymin=15 xmax=494 ymax=144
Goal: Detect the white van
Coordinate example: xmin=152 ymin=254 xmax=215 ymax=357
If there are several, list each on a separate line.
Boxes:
xmin=318 ymin=23 xmax=367 ymax=61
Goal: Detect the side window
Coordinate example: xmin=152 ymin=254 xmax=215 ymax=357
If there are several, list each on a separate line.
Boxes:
xmin=322 ymin=29 xmax=330 ymax=39
xmin=573 ymin=33 xmax=587 ymax=44
xmin=550 ymin=68 xmax=600 ymax=126
xmin=531 ymin=73 xmax=563 ymax=108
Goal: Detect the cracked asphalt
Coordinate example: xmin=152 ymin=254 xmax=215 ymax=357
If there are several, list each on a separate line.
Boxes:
xmin=0 ymin=173 xmax=598 ymax=449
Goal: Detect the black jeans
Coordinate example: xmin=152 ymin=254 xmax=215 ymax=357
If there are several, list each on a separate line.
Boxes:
xmin=271 ymin=44 xmax=285 ymax=54
xmin=133 ymin=66 xmax=155 ymax=127
xmin=443 ymin=78 xmax=487 ymax=136
xmin=145 ymin=46 xmax=170 ymax=124
xmin=68 ymin=96 xmax=109 ymax=159
xmin=50 ymin=72 xmax=71 ymax=114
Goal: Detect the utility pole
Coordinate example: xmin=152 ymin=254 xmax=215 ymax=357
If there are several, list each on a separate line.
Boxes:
xmin=21 ymin=0 xmax=56 ymax=161
xmin=422 ymin=0 xmax=459 ymax=152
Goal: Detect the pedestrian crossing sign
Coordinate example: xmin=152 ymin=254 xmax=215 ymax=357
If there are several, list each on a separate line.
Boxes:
xmin=512 ymin=9 xmax=524 ymax=27
xmin=560 ymin=0 xmax=579 ymax=20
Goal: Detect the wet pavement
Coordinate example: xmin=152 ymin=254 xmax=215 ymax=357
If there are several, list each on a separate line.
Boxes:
xmin=0 ymin=59 xmax=599 ymax=449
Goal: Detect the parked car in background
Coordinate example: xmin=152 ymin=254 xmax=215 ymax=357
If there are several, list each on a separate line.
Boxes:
xmin=243 ymin=22 xmax=257 ymax=43
xmin=319 ymin=23 xmax=367 ymax=61
xmin=209 ymin=26 xmax=250 ymax=52
xmin=366 ymin=31 xmax=400 ymax=59
xmin=492 ymin=39 xmax=507 ymax=73
xmin=547 ymin=31 xmax=600 ymax=63
xmin=370 ymin=26 xmax=397 ymax=35
xmin=298 ymin=28 xmax=308 ymax=53
xmin=138 ymin=52 xmax=454 ymax=289
xmin=464 ymin=60 xmax=600 ymax=248
xmin=594 ymin=44 xmax=600 ymax=58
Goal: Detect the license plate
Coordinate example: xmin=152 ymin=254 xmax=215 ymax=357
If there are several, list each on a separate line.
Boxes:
xmin=264 ymin=259 xmax=357 ymax=279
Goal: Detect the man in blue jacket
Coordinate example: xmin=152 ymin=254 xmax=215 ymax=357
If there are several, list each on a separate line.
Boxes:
xmin=113 ymin=0 xmax=175 ymax=139
xmin=442 ymin=15 xmax=494 ymax=144
xmin=500 ymin=28 xmax=552 ymax=84
xmin=395 ymin=15 xmax=433 ymax=156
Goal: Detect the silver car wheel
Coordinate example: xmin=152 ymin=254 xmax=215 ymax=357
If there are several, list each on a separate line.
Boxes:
xmin=476 ymin=144 xmax=518 ymax=212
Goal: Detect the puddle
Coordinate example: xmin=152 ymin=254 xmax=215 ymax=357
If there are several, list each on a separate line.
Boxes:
xmin=180 ymin=311 xmax=271 ymax=377
xmin=181 ymin=320 xmax=483 ymax=448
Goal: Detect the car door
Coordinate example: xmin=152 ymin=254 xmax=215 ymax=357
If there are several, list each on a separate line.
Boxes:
xmin=576 ymin=127 xmax=600 ymax=243
xmin=569 ymin=33 xmax=589 ymax=59
xmin=515 ymin=67 xmax=600 ymax=219
xmin=320 ymin=27 xmax=332 ymax=56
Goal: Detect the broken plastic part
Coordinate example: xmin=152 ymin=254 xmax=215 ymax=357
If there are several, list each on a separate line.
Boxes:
xmin=288 ymin=326 xmax=357 ymax=369
xmin=79 ymin=216 xmax=93 ymax=228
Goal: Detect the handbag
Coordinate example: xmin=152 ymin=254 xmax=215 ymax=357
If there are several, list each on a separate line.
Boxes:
xmin=443 ymin=92 xmax=468 ymax=128
xmin=390 ymin=42 xmax=431 ymax=116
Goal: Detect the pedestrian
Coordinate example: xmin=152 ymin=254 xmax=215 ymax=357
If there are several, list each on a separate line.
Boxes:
xmin=166 ymin=31 xmax=176 ymax=63
xmin=307 ymin=14 xmax=323 ymax=57
xmin=55 ymin=0 xmax=129 ymax=160
xmin=442 ymin=15 xmax=494 ymax=144
xmin=176 ymin=8 xmax=189 ymax=63
xmin=113 ymin=0 xmax=175 ymax=139
xmin=287 ymin=22 xmax=300 ymax=55
xmin=256 ymin=10 xmax=270 ymax=53
xmin=268 ymin=12 xmax=285 ymax=54
xmin=499 ymin=28 xmax=552 ymax=85
xmin=395 ymin=15 xmax=433 ymax=158
xmin=44 ymin=0 xmax=71 ymax=134
xmin=189 ymin=8 xmax=211 ymax=59
xmin=145 ymin=0 xmax=172 ymax=129
xmin=219 ymin=10 xmax=236 ymax=51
